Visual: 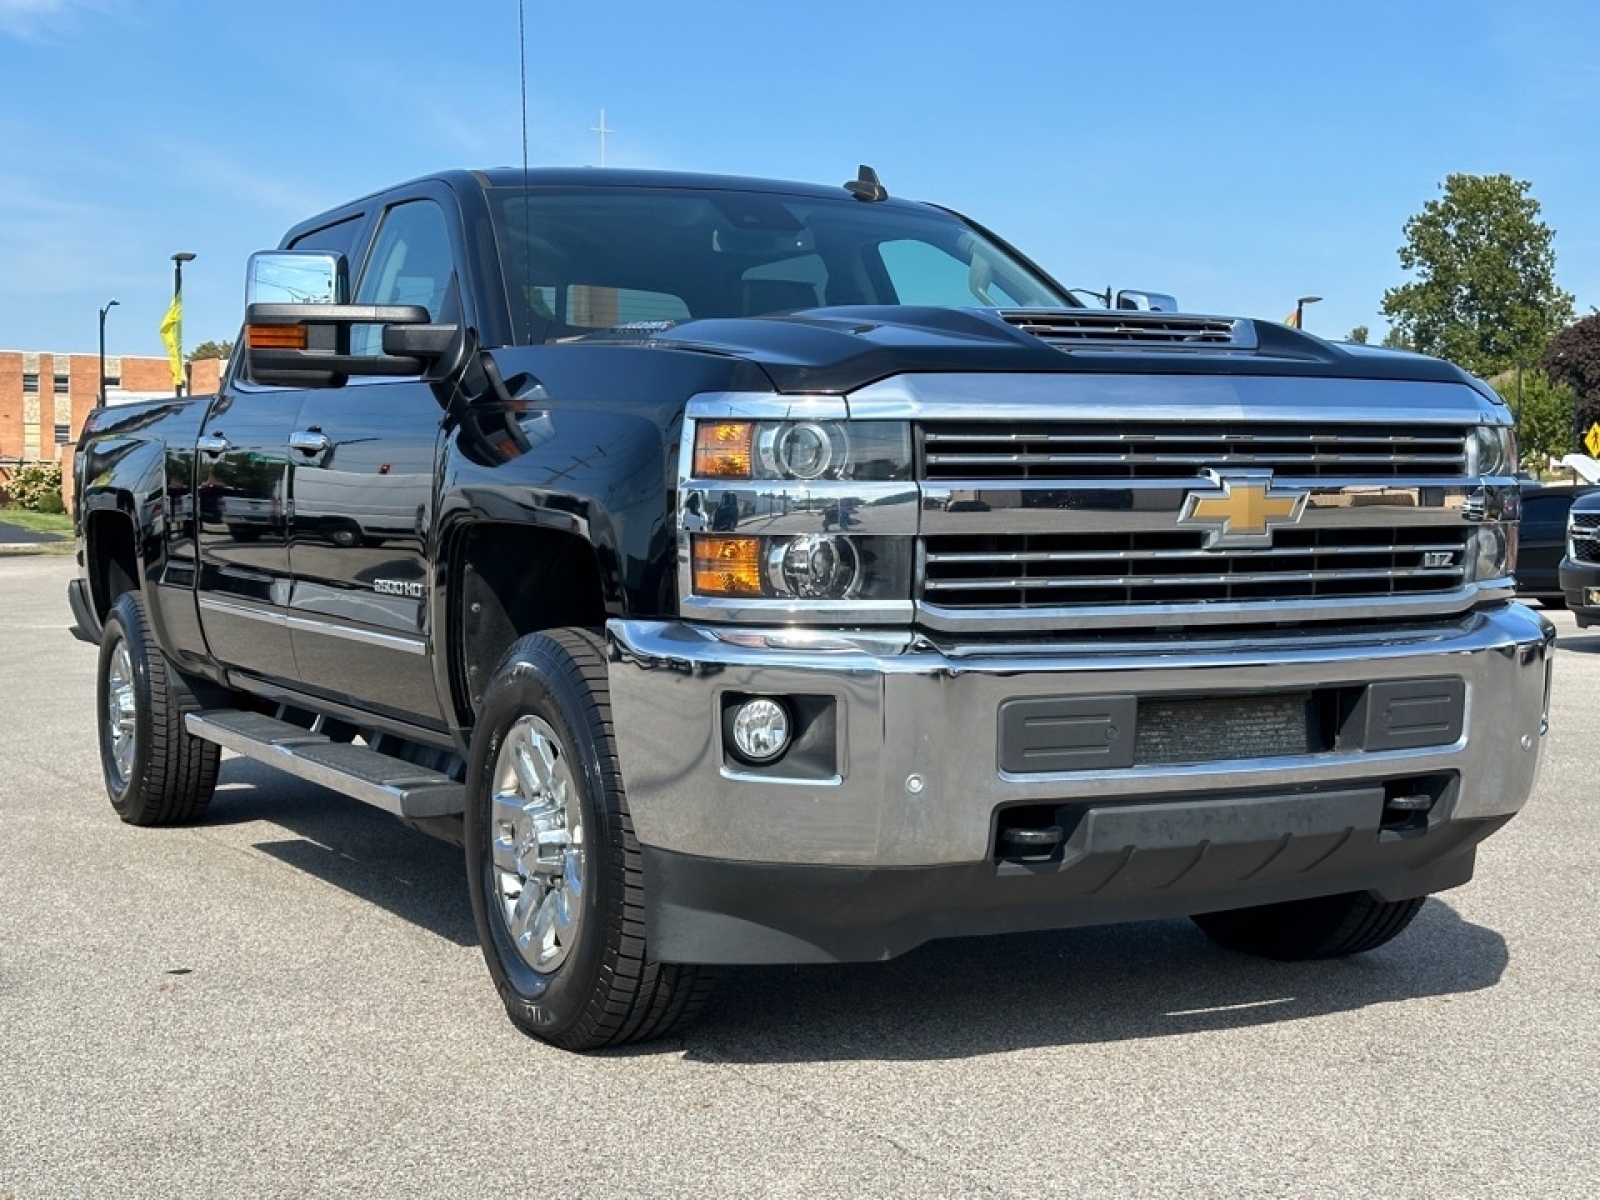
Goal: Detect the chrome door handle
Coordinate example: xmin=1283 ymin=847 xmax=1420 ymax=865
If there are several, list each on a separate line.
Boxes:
xmin=289 ymin=430 xmax=331 ymax=455
xmin=196 ymin=433 xmax=230 ymax=456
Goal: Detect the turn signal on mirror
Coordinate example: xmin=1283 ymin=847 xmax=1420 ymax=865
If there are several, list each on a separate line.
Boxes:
xmin=246 ymin=325 xmax=308 ymax=349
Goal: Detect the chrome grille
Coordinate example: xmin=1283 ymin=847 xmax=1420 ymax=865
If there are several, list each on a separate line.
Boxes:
xmin=1572 ymin=510 xmax=1600 ymax=563
xmin=998 ymin=310 xmax=1246 ymax=347
xmin=922 ymin=528 xmax=1471 ymax=609
xmin=922 ymin=423 xmax=1468 ymax=481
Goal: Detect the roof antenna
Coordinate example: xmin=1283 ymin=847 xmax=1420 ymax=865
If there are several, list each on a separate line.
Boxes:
xmin=518 ymin=0 xmax=533 ymax=338
xmin=845 ymin=164 xmax=888 ymax=203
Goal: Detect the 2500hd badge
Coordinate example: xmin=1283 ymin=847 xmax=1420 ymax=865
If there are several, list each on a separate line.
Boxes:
xmin=373 ymin=579 xmax=427 ymax=598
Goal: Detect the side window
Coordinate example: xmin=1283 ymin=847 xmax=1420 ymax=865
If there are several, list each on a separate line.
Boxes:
xmin=287 ymin=214 xmax=363 ymax=258
xmin=1521 ymin=495 xmax=1570 ymax=534
xmin=878 ymin=239 xmax=1026 ymax=308
xmin=351 ymin=200 xmax=458 ymax=355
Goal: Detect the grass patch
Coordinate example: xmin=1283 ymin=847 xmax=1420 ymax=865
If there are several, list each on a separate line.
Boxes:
xmin=0 ymin=507 xmax=74 ymax=536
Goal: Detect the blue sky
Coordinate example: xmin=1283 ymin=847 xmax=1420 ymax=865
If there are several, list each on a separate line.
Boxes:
xmin=2 ymin=0 xmax=1598 ymax=359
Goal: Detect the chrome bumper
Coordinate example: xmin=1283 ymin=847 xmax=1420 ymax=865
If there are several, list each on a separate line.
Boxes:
xmin=606 ymin=604 xmax=1555 ymax=869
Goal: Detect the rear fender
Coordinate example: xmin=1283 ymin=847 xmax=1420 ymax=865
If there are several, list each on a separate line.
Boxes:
xmin=79 ymin=439 xmax=176 ymax=653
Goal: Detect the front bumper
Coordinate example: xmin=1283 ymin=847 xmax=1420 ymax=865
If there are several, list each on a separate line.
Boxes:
xmin=607 ymin=604 xmax=1554 ymax=963
xmin=1559 ymin=557 xmax=1600 ymax=627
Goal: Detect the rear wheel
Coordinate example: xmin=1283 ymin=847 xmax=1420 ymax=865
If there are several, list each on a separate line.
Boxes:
xmin=97 ymin=591 xmax=220 ymax=825
xmin=1192 ymin=891 xmax=1425 ymax=960
xmin=464 ymin=628 xmax=712 ymax=1050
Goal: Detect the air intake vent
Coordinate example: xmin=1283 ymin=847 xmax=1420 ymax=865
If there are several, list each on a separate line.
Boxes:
xmin=998 ymin=309 xmax=1253 ymax=350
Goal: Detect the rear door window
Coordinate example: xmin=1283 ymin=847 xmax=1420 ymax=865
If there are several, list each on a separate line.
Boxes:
xmin=1521 ymin=494 xmax=1575 ymax=538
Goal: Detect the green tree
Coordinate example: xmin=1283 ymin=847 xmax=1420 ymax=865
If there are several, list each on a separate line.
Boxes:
xmin=1380 ymin=173 xmax=1574 ymax=377
xmin=1345 ymin=325 xmax=1369 ymax=344
xmin=189 ymin=339 xmax=235 ymax=361
xmin=1491 ymin=367 xmax=1575 ymax=470
xmin=1540 ymin=313 xmax=1600 ymax=442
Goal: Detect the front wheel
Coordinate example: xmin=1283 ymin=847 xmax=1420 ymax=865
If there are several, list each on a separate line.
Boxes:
xmin=96 ymin=591 xmax=220 ymax=825
xmin=1192 ymin=891 xmax=1425 ymax=960
xmin=463 ymin=628 xmax=712 ymax=1050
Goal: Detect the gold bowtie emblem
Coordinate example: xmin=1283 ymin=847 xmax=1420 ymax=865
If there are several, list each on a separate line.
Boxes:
xmin=1179 ymin=471 xmax=1307 ymax=548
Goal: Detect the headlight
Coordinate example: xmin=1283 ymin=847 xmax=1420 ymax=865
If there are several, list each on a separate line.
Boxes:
xmin=1469 ymin=425 xmax=1515 ymax=477
xmin=772 ymin=535 xmax=860 ymax=597
xmin=693 ymin=420 xmax=911 ymax=482
xmin=1465 ymin=523 xmax=1515 ymax=582
xmin=691 ymin=534 xmax=911 ymax=601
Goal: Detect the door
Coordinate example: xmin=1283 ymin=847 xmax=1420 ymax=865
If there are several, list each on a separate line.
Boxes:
xmin=285 ymin=197 xmax=459 ymax=726
xmin=1517 ymin=491 xmax=1578 ymax=597
xmin=194 ymin=386 xmax=304 ymax=681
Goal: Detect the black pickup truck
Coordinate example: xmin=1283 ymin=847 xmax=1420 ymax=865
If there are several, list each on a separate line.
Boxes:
xmin=71 ymin=166 xmax=1555 ymax=1050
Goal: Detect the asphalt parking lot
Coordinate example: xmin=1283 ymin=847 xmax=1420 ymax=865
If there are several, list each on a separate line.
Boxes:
xmin=2 ymin=553 xmax=1597 ymax=1199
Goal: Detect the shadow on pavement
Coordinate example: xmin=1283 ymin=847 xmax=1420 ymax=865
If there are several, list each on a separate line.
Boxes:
xmin=1555 ymin=631 xmax=1600 ymax=654
xmin=669 ymin=899 xmax=1507 ymax=1062
xmin=207 ymin=756 xmax=476 ymax=948
xmin=202 ymin=760 xmax=1510 ymax=1062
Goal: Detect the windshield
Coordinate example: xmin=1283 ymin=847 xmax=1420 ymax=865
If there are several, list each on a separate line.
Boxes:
xmin=487 ymin=186 xmax=1071 ymax=344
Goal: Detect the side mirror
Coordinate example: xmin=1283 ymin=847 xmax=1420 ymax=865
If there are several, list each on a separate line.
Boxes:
xmin=1114 ymin=289 xmax=1179 ymax=314
xmin=241 ymin=252 xmax=462 ymax=388
xmin=246 ymin=251 xmax=348 ymax=307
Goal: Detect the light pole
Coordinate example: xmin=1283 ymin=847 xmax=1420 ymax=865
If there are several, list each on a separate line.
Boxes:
xmin=97 ymin=298 xmax=119 ymax=407
xmin=171 ymin=251 xmax=196 ymax=397
xmin=1295 ymin=294 xmax=1323 ymax=331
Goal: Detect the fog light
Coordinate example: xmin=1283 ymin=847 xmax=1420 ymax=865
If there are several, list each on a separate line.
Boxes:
xmin=730 ymin=697 xmax=791 ymax=763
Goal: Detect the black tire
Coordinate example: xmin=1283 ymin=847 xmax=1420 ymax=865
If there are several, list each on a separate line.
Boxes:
xmin=324 ymin=521 xmax=361 ymax=548
xmin=1191 ymin=891 xmax=1425 ymax=961
xmin=464 ymin=628 xmax=712 ymax=1050
xmin=96 ymin=591 xmax=220 ymax=826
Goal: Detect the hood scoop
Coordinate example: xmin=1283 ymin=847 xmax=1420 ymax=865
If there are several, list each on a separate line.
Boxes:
xmin=998 ymin=309 xmax=1256 ymax=351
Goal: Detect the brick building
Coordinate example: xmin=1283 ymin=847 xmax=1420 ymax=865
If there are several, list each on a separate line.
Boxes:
xmin=0 ymin=351 xmax=225 ymax=464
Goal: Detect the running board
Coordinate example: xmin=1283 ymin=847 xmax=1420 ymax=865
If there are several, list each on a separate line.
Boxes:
xmin=185 ymin=710 xmax=465 ymax=818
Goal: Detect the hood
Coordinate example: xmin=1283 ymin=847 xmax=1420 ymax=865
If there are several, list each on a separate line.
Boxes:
xmin=622 ymin=306 xmax=1480 ymax=395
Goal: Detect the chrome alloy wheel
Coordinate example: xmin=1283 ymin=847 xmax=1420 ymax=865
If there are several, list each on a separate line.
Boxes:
xmin=105 ymin=637 xmax=138 ymax=789
xmin=490 ymin=714 xmax=586 ymax=973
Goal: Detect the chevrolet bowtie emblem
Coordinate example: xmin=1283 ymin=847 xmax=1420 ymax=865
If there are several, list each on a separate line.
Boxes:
xmin=1178 ymin=470 xmax=1307 ymax=549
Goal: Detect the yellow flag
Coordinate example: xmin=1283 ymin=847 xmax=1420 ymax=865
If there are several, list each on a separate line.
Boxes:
xmin=1284 ymin=309 xmax=1301 ymax=328
xmin=159 ymin=295 xmax=183 ymax=385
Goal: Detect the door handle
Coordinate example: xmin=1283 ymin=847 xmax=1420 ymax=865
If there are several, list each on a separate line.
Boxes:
xmin=289 ymin=430 xmax=331 ymax=455
xmin=197 ymin=433 xmax=230 ymax=456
